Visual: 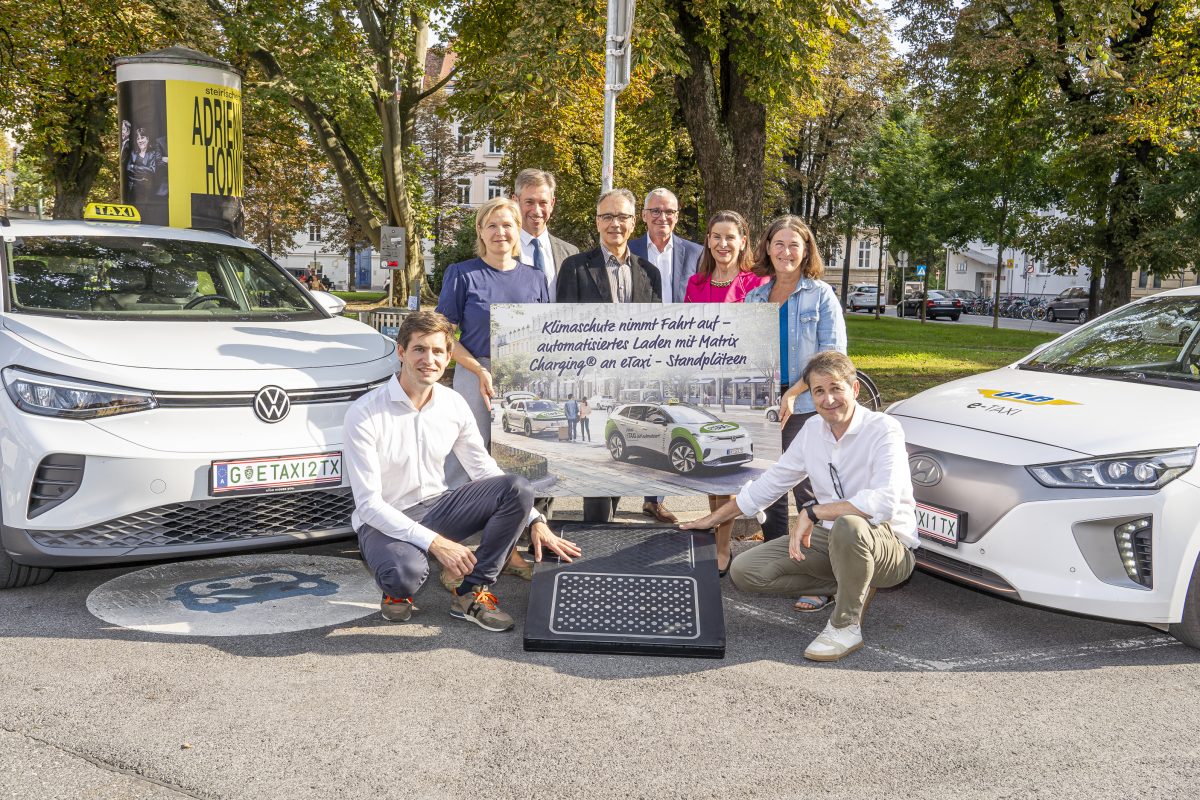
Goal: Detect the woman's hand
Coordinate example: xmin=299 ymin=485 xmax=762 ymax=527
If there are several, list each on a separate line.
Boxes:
xmin=779 ymin=382 xmax=805 ymax=428
xmin=477 ymin=368 xmax=495 ymax=411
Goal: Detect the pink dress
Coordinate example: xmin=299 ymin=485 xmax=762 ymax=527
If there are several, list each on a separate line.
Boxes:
xmin=684 ymin=270 xmax=770 ymax=303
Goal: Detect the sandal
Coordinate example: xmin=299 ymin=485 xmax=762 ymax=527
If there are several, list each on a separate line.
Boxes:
xmin=793 ymin=595 xmax=831 ymax=613
xmin=717 ymin=554 xmax=732 ymax=578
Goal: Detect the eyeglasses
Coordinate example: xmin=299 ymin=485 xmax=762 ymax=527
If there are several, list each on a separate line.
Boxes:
xmin=645 ymin=208 xmax=679 ymax=218
xmin=597 ymin=213 xmax=635 ymax=224
xmin=771 ymin=242 xmax=804 ymax=253
xmin=829 ymin=464 xmax=844 ymax=499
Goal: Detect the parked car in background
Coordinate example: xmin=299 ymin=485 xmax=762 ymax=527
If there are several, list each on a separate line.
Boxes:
xmin=896 ymin=290 xmax=964 ymax=320
xmin=846 ymin=284 xmax=887 ymax=313
xmin=0 ymin=215 xmax=397 ymax=589
xmin=1047 ymin=286 xmax=1090 ymax=323
xmin=948 ymin=289 xmax=983 ymax=307
xmin=501 ymin=399 xmax=566 ymax=436
xmin=889 ymin=285 xmax=1200 ymax=648
xmin=590 ymin=395 xmax=616 ymax=411
xmin=500 ymin=390 xmax=538 ymax=408
xmin=605 ymin=401 xmax=753 ymax=474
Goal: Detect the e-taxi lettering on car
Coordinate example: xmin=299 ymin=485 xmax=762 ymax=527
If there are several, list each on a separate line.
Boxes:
xmin=976 ymin=389 xmax=1082 ymax=406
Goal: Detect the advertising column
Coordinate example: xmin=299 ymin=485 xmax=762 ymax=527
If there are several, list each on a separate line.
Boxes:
xmin=114 ymin=47 xmax=243 ymax=234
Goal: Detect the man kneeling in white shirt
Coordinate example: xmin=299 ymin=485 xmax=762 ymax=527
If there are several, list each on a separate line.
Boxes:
xmin=344 ymin=311 xmax=580 ymax=631
xmin=682 ymin=351 xmax=917 ymax=661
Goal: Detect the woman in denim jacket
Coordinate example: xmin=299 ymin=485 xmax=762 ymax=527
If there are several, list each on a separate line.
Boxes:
xmin=744 ymin=216 xmax=847 ymax=557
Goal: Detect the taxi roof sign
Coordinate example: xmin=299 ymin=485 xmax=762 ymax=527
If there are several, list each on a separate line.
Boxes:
xmin=83 ymin=203 xmax=141 ymax=222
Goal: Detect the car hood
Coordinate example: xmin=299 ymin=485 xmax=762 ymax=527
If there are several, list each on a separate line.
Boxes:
xmin=889 ymin=367 xmax=1200 ymax=457
xmin=3 ymin=315 xmax=393 ymax=370
xmin=686 ymin=421 xmax=744 ymax=434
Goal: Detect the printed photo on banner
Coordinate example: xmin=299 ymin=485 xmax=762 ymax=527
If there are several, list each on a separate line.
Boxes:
xmin=489 ymin=303 xmax=781 ymax=497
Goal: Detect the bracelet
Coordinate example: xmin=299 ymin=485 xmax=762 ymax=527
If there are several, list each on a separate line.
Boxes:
xmin=803 ymin=502 xmax=820 ymax=524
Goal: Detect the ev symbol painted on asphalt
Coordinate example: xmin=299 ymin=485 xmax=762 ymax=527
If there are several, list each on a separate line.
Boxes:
xmin=87 ymin=554 xmax=380 ymax=636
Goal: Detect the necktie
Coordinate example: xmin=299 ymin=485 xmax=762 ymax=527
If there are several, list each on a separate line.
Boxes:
xmin=531 ymin=238 xmax=547 ymax=278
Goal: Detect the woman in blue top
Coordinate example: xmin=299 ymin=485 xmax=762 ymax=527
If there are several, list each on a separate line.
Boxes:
xmin=744 ymin=215 xmax=847 ymax=553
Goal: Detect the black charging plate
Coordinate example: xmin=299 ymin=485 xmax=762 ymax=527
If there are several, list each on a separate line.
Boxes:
xmin=523 ymin=523 xmax=726 ymax=658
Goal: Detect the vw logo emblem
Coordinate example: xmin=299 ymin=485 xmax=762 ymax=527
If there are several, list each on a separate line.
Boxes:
xmin=253 ymin=386 xmax=291 ymax=423
xmin=909 ymin=454 xmax=944 ymax=487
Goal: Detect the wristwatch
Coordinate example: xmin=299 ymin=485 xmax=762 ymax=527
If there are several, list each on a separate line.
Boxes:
xmin=530 ymin=512 xmax=548 ymax=528
xmin=802 ymin=501 xmax=820 ymax=524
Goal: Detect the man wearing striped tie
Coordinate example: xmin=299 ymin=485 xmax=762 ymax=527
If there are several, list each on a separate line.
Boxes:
xmin=515 ymin=169 xmax=579 ymax=298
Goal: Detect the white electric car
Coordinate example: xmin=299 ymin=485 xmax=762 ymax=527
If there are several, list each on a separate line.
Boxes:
xmin=501 ymin=399 xmax=566 ymax=436
xmin=889 ymin=286 xmax=1200 ymax=647
xmin=605 ymin=401 xmax=753 ymax=474
xmin=0 ymin=218 xmax=398 ymax=588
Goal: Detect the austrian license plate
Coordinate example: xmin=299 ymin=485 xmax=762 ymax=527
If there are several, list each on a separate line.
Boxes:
xmin=727 ymin=448 xmax=744 ymax=455
xmin=915 ymin=500 xmax=966 ymax=547
xmin=210 ymin=452 xmax=343 ymax=496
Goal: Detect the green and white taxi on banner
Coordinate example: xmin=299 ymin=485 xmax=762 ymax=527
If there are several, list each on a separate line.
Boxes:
xmin=605 ymin=401 xmax=754 ymax=474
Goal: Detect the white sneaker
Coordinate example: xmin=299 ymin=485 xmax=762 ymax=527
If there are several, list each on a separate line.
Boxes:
xmin=804 ymin=621 xmax=863 ymax=662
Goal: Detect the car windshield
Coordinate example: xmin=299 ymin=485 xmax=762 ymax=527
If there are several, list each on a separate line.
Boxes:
xmin=1020 ymin=296 xmax=1200 ymax=389
xmin=527 ymin=400 xmax=559 ymax=412
xmin=664 ymin=405 xmax=721 ymax=424
xmin=6 ymin=235 xmax=322 ymax=321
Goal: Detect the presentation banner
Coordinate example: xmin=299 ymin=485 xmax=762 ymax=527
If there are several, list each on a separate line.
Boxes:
xmin=490 ymin=303 xmax=780 ymax=497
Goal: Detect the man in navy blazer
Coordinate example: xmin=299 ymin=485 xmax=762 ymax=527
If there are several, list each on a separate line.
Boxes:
xmin=627 ymin=188 xmax=703 ymax=305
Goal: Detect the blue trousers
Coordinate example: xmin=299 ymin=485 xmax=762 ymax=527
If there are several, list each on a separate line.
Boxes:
xmin=357 ymin=474 xmax=532 ymax=599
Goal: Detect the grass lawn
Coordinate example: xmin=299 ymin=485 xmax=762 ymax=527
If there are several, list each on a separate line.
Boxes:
xmin=846 ymin=316 xmax=1059 ymax=404
xmin=332 ymin=291 xmax=387 ymax=303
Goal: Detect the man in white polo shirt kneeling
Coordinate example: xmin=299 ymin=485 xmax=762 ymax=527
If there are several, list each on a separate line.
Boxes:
xmin=344 ymin=310 xmax=580 ymax=631
xmin=682 ymin=351 xmax=917 ymax=661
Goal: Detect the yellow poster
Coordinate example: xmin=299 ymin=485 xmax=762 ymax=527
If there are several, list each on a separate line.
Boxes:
xmin=165 ymin=79 xmax=243 ymax=229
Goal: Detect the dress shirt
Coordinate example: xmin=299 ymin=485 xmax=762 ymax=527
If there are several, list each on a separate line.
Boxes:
xmin=647 ymin=236 xmax=674 ymax=303
xmin=735 ymin=403 xmax=918 ymax=548
xmin=344 ymin=377 xmax=533 ymax=550
xmin=600 ymin=245 xmax=633 ymax=303
xmin=521 ymin=231 xmax=556 ymax=298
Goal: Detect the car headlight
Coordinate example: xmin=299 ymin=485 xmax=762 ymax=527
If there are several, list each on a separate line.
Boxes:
xmin=2 ymin=367 xmax=157 ymax=419
xmin=1027 ymin=448 xmax=1196 ymax=490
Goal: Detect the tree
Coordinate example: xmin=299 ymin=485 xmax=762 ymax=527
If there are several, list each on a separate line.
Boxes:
xmin=200 ymin=0 xmax=454 ymax=301
xmin=896 ymin=0 xmax=1200 ymax=313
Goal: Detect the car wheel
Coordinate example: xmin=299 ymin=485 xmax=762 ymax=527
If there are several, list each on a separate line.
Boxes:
xmin=668 ymin=439 xmax=699 ymax=474
xmin=0 ymin=539 xmax=54 ymax=590
xmin=1047 ymin=311 xmax=1057 ymax=322
xmin=607 ymin=431 xmax=627 ymax=461
xmin=1169 ymin=555 xmax=1200 ymax=649
xmin=950 ymin=313 xmax=960 ymax=321
xmin=895 ymin=306 xmax=902 ymax=317
xmin=1077 ymin=310 xmax=1088 ymax=323
xmin=766 ymin=409 xmax=779 ymax=422
xmin=502 ymin=416 xmax=511 ymax=433
xmin=523 ymin=420 xmax=532 ymax=436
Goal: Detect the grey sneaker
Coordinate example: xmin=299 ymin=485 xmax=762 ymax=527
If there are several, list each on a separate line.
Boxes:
xmin=449 ymin=585 xmax=514 ymax=632
xmin=380 ymin=594 xmax=415 ymax=622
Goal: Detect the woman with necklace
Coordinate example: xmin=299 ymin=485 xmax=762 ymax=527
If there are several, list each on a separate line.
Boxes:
xmin=743 ymin=216 xmax=846 ymax=609
xmin=437 ymin=196 xmax=550 ymax=582
xmin=684 ymin=210 xmax=768 ymax=575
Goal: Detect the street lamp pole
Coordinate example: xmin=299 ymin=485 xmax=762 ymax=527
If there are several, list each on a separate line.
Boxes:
xmin=601 ymin=0 xmax=635 ymax=193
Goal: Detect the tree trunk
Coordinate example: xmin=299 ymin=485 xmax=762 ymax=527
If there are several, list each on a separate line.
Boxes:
xmin=672 ymin=2 xmax=765 ymax=230
xmin=48 ymin=94 xmax=108 ymax=219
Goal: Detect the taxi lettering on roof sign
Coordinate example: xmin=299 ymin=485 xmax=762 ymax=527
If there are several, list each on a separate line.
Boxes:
xmin=82 ymin=203 xmax=141 ymax=222
xmin=976 ymin=389 xmax=1080 ymax=406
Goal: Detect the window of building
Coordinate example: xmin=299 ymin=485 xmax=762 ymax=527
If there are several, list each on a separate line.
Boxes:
xmin=857 ymin=239 xmax=872 ymax=270
xmin=955 ymin=261 xmax=967 ymax=273
xmin=456 ymin=128 xmax=472 ymax=154
xmin=486 ymin=134 xmax=504 ymax=156
xmin=487 ymin=179 xmax=504 ymax=200
xmin=827 ymin=244 xmax=842 ymax=266
xmin=456 ymin=179 xmax=472 ymax=205
xmin=308 ymin=222 xmax=322 ymax=242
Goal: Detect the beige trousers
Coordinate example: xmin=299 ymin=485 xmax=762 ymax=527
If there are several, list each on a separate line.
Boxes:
xmin=730 ymin=515 xmax=915 ymax=628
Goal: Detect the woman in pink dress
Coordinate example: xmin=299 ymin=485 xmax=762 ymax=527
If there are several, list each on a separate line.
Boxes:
xmin=684 ymin=210 xmax=768 ymax=575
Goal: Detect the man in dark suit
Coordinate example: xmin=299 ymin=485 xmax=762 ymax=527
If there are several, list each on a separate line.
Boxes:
xmin=628 ymin=188 xmax=703 ymax=304
xmin=557 ymin=189 xmax=661 ymax=523
xmin=515 ymin=169 xmax=579 ymax=299
xmin=626 ymin=187 xmax=702 ymax=523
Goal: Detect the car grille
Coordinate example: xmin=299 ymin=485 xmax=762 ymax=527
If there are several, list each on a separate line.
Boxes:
xmin=27 ymin=454 xmax=86 ymax=519
xmin=153 ymin=380 xmax=387 ymax=409
xmin=915 ymin=548 xmax=1019 ymax=595
xmin=27 ymin=488 xmax=355 ymax=550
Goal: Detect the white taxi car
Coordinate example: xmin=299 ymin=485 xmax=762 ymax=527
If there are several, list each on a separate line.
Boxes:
xmin=604 ymin=401 xmax=753 ymax=474
xmin=0 ymin=216 xmax=397 ymax=588
xmin=889 ymin=286 xmax=1200 ymax=647
xmin=501 ymin=399 xmax=565 ymax=436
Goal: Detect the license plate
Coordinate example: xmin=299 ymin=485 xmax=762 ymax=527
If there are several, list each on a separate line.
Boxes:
xmin=727 ymin=448 xmax=744 ymax=455
xmin=210 ymin=452 xmax=343 ymax=496
xmin=915 ymin=500 xmax=966 ymax=547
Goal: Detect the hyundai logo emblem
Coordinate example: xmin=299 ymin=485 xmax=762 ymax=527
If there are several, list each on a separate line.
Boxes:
xmin=908 ymin=455 xmax=944 ymax=487
xmin=253 ymin=386 xmax=291 ymax=423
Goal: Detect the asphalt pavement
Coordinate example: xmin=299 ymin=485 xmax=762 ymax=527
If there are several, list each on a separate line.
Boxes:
xmin=2 ymin=494 xmax=1198 ymax=799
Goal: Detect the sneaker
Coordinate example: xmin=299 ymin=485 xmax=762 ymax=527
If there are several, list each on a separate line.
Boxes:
xmin=450 ymin=585 xmax=514 ymax=632
xmin=380 ymin=594 xmax=415 ymax=622
xmin=804 ymin=621 xmax=863 ymax=662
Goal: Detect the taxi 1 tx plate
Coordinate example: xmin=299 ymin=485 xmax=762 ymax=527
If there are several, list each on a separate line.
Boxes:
xmin=915 ymin=500 xmax=966 ymax=547
xmin=210 ymin=452 xmax=343 ymax=496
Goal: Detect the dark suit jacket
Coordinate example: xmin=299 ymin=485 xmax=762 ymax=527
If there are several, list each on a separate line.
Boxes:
xmin=628 ymin=234 xmax=703 ymax=302
xmin=555 ymin=247 xmax=662 ymax=303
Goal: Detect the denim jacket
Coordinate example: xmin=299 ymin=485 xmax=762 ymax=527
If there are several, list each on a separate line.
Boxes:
xmin=745 ymin=277 xmax=847 ymax=414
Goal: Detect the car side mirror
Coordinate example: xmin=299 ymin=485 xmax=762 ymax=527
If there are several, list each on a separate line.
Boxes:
xmin=310 ymin=290 xmax=347 ymax=316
